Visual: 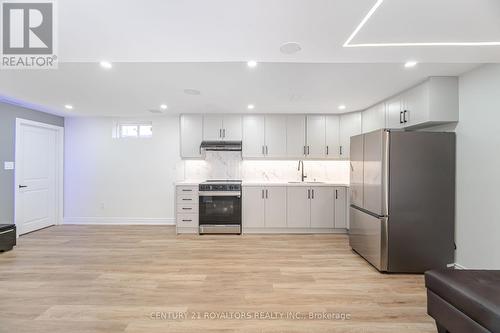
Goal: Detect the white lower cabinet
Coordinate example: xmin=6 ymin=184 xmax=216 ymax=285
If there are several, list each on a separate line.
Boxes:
xmin=244 ymin=185 xmax=347 ymax=233
xmin=243 ymin=186 xmax=286 ymax=229
xmin=286 ymin=187 xmax=311 ymax=228
xmin=310 ymin=187 xmax=334 ymax=228
xmin=176 ymin=185 xmax=199 ymax=234
xmin=334 ymin=187 xmax=347 ymax=229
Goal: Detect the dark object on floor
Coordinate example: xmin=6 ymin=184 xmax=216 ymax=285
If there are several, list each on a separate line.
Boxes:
xmin=0 ymin=224 xmax=16 ymax=252
xmin=425 ymin=269 xmax=500 ymax=333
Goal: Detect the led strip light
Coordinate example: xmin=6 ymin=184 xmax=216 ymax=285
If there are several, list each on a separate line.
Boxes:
xmin=343 ymin=0 xmax=500 ymax=47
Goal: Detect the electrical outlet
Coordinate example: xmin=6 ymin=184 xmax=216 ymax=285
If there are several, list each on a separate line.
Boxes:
xmin=4 ymin=161 xmax=14 ymax=170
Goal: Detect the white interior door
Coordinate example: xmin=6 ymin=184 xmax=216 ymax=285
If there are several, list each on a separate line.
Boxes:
xmin=15 ymin=120 xmax=62 ymax=235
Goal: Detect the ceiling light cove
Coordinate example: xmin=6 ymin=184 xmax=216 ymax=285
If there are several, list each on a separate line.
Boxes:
xmin=99 ymin=61 xmax=112 ymax=69
xmin=338 ymin=104 xmax=346 ymax=110
xmin=160 ymin=104 xmax=168 ymax=110
xmin=247 ymin=104 xmax=255 ymax=110
xmin=64 ymin=104 xmax=73 ymax=110
xmin=404 ymin=61 xmax=418 ymax=68
xmin=343 ymin=0 xmax=500 ymax=47
xmin=247 ymin=61 xmax=258 ymax=68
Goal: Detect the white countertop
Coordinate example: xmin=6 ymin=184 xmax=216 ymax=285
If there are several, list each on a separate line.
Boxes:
xmin=176 ymin=180 xmax=349 ymax=187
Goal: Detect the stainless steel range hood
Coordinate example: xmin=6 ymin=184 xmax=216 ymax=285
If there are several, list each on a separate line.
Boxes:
xmin=200 ymin=141 xmax=242 ymax=151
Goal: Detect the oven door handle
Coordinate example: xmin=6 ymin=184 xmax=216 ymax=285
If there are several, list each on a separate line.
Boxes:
xmin=199 ymin=191 xmax=241 ymax=197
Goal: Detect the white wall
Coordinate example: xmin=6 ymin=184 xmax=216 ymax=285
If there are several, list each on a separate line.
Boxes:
xmin=64 ymin=116 xmax=180 ymax=224
xmin=455 ymin=64 xmax=500 ymax=269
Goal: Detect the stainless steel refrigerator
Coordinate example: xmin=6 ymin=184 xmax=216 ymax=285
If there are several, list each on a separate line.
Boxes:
xmin=349 ymin=129 xmax=455 ymax=273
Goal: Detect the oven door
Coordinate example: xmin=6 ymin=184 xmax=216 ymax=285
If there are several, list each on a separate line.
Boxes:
xmin=199 ymin=192 xmax=241 ymax=226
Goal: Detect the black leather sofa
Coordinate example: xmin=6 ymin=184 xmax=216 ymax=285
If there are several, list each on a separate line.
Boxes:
xmin=425 ymin=269 xmax=500 ymax=333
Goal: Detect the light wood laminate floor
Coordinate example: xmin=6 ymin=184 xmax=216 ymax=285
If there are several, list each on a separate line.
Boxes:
xmin=0 ymin=225 xmax=436 ymax=333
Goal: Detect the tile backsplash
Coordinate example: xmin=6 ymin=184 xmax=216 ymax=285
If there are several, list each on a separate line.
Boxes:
xmin=178 ymin=151 xmax=350 ymax=183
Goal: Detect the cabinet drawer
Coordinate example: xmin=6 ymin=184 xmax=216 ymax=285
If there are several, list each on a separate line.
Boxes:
xmin=177 ymin=194 xmax=198 ymax=204
xmin=177 ymin=214 xmax=198 ymax=228
xmin=177 ymin=204 xmax=198 ymax=214
xmin=176 ymin=186 xmax=198 ymax=195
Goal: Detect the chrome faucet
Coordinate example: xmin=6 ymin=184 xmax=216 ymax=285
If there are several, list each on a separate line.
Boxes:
xmin=298 ymin=160 xmax=307 ymax=182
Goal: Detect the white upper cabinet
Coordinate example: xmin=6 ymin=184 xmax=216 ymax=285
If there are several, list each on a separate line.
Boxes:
xmin=203 ymin=114 xmax=242 ymax=141
xmin=222 ymin=115 xmax=242 ymax=140
xmin=403 ymin=77 xmax=458 ymax=128
xmin=286 ymin=115 xmax=306 ymax=158
xmin=339 ymin=112 xmax=362 ymax=160
xmin=265 ymin=115 xmax=287 ymax=158
xmin=385 ymin=96 xmax=404 ymax=129
xmin=242 ymin=115 xmax=265 ymax=158
xmin=306 ymin=115 xmax=326 ymax=158
xmin=180 ymin=114 xmax=203 ymax=158
xmin=325 ymin=115 xmax=340 ymax=159
xmin=362 ymin=103 xmax=386 ymax=133
xmin=203 ymin=115 xmax=224 ymax=140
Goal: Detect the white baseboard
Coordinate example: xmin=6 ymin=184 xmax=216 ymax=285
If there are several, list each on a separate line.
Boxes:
xmin=63 ymin=217 xmax=175 ymax=225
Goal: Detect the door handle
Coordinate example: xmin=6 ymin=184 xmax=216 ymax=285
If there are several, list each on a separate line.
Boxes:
xmin=403 ymin=110 xmax=408 ymax=123
xmin=399 ymin=111 xmax=403 ymax=124
xmin=18 ymin=185 xmax=28 ymax=189
xmin=311 ymin=189 xmax=314 ymax=199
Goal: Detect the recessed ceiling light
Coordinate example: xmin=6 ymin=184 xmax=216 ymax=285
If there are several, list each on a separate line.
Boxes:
xmin=64 ymin=104 xmax=73 ymax=110
xmin=404 ymin=61 xmax=418 ymax=68
xmin=247 ymin=60 xmax=258 ymax=68
xmin=99 ymin=61 xmax=112 ymax=69
xmin=338 ymin=104 xmax=346 ymax=110
xmin=160 ymin=104 xmax=168 ymax=110
xmin=280 ymin=42 xmax=302 ymax=54
xmin=247 ymin=104 xmax=255 ymax=110
xmin=184 ymin=89 xmax=201 ymax=96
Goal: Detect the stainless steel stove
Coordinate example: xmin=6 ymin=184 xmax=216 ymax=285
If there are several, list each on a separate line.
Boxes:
xmin=199 ymin=180 xmax=242 ymax=234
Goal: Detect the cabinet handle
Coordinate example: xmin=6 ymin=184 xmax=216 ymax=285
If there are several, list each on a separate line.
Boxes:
xmin=182 ymin=219 xmax=192 ymax=222
xmin=182 ymin=198 xmax=192 ymax=201
xmin=265 ymin=189 xmax=268 ymax=199
xmin=335 ymin=189 xmax=338 ymax=199
xmin=326 ymin=146 xmax=329 ymax=155
xmin=219 ymin=129 xmax=222 ymax=138
xmin=303 ymin=146 xmax=306 ymax=155
xmin=262 ymin=145 xmax=265 ymax=155
xmin=265 ymin=145 xmax=268 ymax=155
xmin=307 ymin=146 xmax=310 ymax=155
xmin=262 ymin=189 xmax=264 ymax=199
xmin=403 ymin=110 xmax=408 ymax=123
xmin=340 ymin=146 xmax=343 ymax=156
xmin=311 ymin=189 xmax=314 ymax=199
xmin=182 ymin=189 xmax=192 ymax=192
xmin=307 ymin=189 xmax=310 ymax=199
xmin=399 ymin=111 xmax=403 ymax=124
xmin=182 ymin=207 xmax=192 ymax=210
xmin=223 ymin=128 xmax=226 ymax=138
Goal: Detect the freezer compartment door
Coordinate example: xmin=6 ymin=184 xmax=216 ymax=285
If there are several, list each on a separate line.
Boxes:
xmin=349 ymin=206 xmax=388 ymax=271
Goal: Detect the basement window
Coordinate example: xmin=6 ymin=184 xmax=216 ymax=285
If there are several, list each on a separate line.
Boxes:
xmin=118 ymin=123 xmax=153 ymax=138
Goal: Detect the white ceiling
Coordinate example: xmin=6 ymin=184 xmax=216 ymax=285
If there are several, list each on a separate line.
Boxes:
xmin=55 ymin=0 xmax=500 ymax=63
xmin=0 ymin=0 xmax=497 ymax=116
xmin=0 ymin=63 xmax=478 ymax=116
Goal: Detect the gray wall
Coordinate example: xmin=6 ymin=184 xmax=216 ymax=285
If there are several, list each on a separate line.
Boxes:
xmin=0 ymin=102 xmax=64 ymax=224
